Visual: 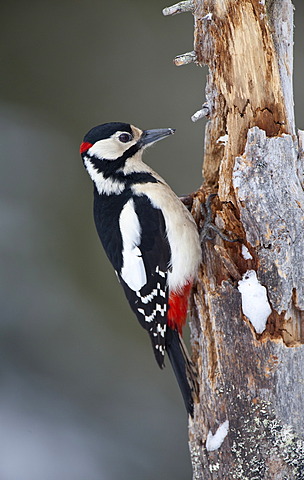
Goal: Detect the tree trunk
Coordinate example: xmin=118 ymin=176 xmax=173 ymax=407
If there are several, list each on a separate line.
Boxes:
xmin=164 ymin=0 xmax=304 ymax=478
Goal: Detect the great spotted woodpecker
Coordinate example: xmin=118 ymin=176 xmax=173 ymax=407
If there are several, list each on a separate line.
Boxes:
xmin=80 ymin=122 xmax=201 ymax=416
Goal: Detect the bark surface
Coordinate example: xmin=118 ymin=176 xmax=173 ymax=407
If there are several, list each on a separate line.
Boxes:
xmin=164 ymin=0 xmax=304 ymax=478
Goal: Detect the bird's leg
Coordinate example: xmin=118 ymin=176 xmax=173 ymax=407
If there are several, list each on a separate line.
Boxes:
xmin=200 ymin=194 xmax=239 ymax=243
xmin=179 ymin=192 xmax=239 ymax=243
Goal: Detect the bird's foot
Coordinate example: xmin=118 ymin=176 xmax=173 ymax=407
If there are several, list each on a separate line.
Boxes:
xmin=200 ymin=194 xmax=239 ymax=244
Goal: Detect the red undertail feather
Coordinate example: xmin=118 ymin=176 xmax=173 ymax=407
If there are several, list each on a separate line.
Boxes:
xmin=168 ymin=282 xmax=192 ymax=334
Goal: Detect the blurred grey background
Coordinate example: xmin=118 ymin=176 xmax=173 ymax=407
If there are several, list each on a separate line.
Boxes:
xmin=1 ymin=1 xmax=303 ymax=479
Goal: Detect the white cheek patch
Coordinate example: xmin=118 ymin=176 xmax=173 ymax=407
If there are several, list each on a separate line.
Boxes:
xmin=119 ymin=198 xmax=147 ymax=291
xmin=88 ymin=135 xmax=137 ymax=160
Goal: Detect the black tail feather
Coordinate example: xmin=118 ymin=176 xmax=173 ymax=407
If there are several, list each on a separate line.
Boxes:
xmin=166 ymin=328 xmax=198 ymax=417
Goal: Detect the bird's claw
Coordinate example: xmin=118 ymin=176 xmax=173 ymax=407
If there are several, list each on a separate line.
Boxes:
xmin=200 ymin=194 xmax=239 ymax=243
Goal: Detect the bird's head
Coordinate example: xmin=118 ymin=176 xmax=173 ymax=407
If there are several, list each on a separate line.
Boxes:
xmin=80 ymin=122 xmax=175 ymax=162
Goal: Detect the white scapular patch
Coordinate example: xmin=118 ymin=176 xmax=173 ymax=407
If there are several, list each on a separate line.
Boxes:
xmin=206 ymin=420 xmax=229 ymax=452
xmin=119 ymin=198 xmax=147 ymax=291
xmin=84 ymin=157 xmax=125 ymax=195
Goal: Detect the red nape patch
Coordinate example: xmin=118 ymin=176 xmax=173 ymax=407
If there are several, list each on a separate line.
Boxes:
xmin=80 ymin=142 xmax=93 ymax=154
xmin=168 ymin=282 xmax=192 ymax=334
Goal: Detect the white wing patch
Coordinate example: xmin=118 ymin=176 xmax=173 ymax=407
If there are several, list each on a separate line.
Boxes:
xmin=119 ymin=198 xmax=147 ymax=291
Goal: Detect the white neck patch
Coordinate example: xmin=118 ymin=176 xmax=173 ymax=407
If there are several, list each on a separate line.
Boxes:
xmin=84 ymin=157 xmax=125 ymax=195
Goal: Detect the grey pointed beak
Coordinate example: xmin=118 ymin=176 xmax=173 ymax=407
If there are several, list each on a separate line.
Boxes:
xmin=139 ymin=128 xmax=175 ymax=147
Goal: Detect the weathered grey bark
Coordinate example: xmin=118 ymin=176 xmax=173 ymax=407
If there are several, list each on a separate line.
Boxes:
xmin=164 ymin=0 xmax=304 ymax=478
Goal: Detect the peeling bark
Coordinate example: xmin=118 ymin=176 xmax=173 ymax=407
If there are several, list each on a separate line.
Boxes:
xmin=164 ymin=0 xmax=304 ymax=478
xmin=234 ymin=128 xmax=304 ymax=345
xmin=194 ymin=0 xmax=291 ymax=197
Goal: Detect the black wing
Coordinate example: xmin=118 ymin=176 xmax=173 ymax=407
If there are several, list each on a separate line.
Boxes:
xmin=93 ymin=190 xmax=197 ymax=415
xmin=118 ymin=194 xmax=171 ymax=368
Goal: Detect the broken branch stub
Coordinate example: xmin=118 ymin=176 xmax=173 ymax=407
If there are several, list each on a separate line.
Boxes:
xmin=162 ymin=0 xmax=194 ymax=16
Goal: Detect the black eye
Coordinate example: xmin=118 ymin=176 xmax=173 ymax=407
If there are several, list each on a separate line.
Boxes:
xmin=119 ymin=133 xmax=132 ymax=143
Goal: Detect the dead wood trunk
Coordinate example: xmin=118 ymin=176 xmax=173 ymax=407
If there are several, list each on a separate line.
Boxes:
xmin=164 ymin=0 xmax=304 ymax=478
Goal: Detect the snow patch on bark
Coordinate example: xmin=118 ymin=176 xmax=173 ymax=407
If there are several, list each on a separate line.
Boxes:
xmin=238 ymin=270 xmax=271 ymax=333
xmin=206 ymin=420 xmax=229 ymax=452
